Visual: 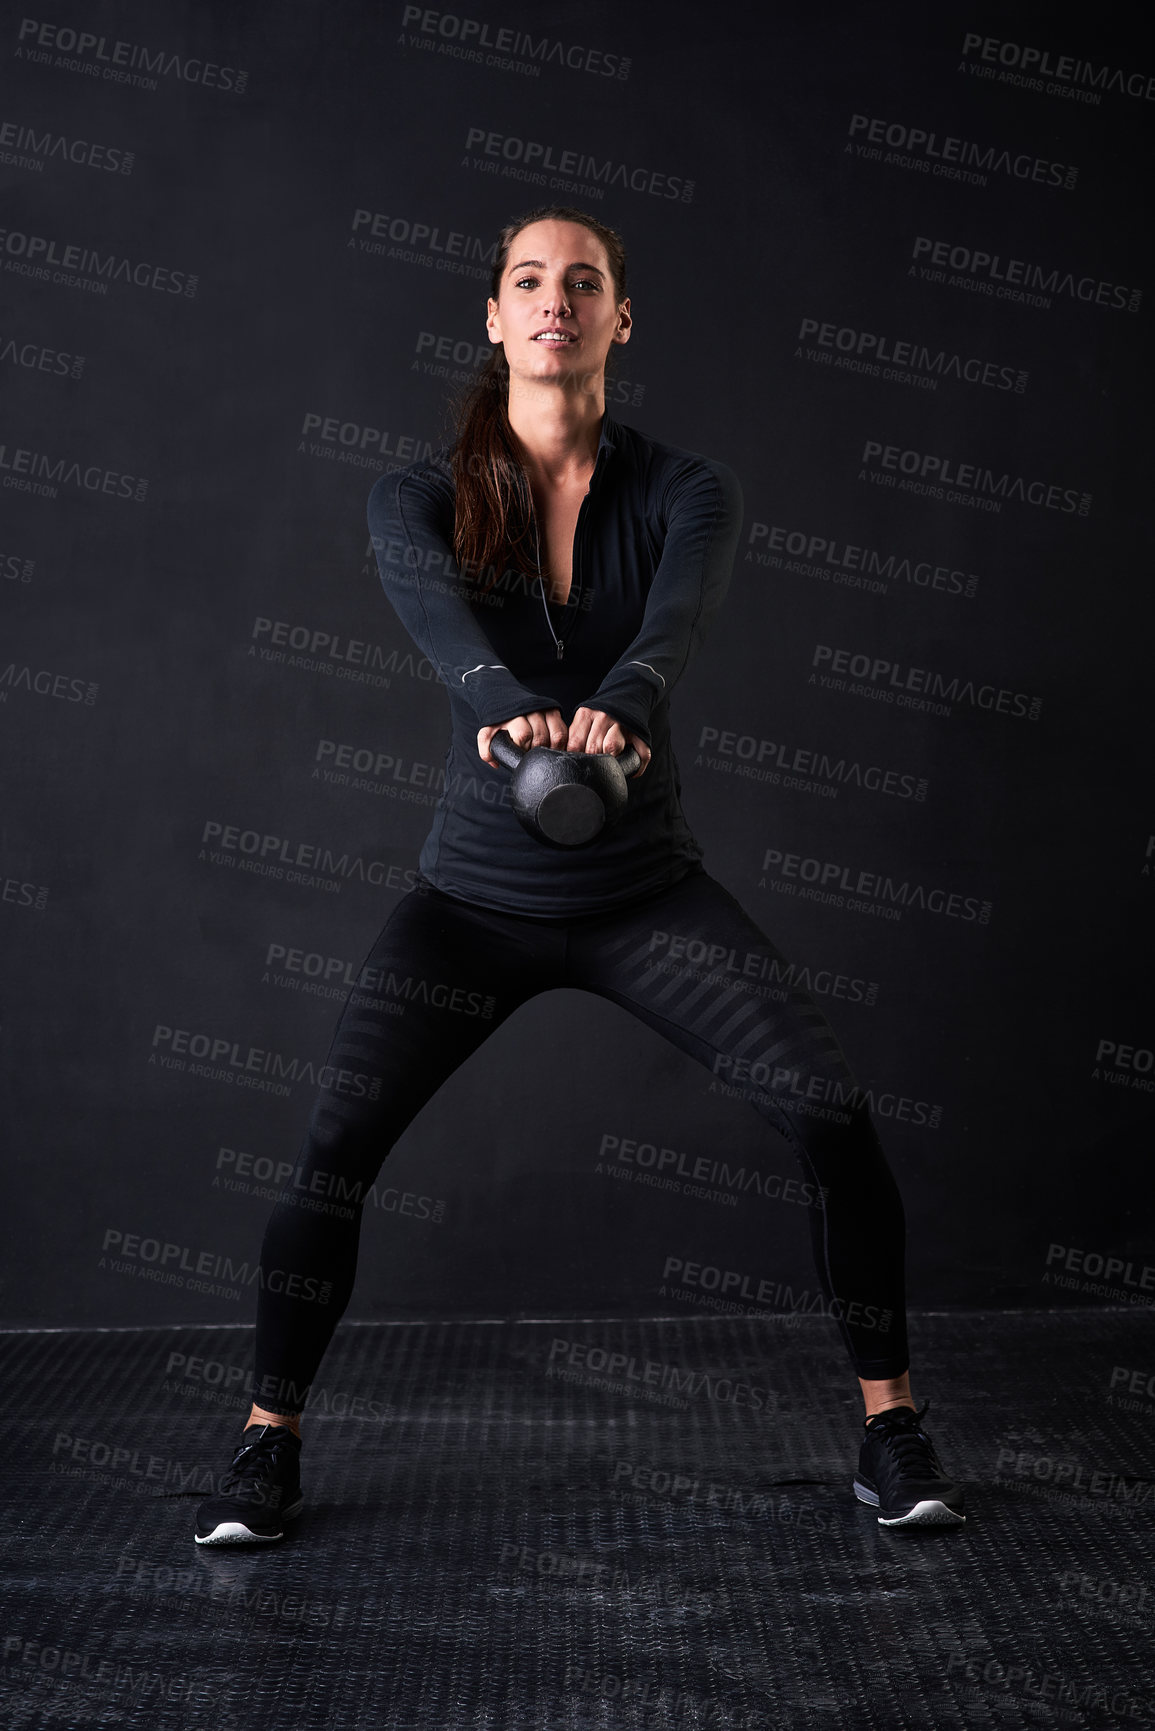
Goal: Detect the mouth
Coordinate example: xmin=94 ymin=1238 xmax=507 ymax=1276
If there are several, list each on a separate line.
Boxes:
xmin=532 ymin=330 xmax=577 ymax=345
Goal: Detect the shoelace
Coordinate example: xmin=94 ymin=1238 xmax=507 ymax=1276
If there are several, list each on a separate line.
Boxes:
xmin=220 ymin=1429 xmax=293 ymax=1500
xmin=867 ymin=1400 xmax=944 ymax=1479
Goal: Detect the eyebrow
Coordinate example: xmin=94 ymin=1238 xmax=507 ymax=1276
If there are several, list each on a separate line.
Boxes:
xmin=507 ymin=259 xmax=606 ymax=278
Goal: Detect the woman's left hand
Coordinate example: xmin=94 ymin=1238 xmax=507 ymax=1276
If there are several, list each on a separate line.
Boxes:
xmin=566 ymin=707 xmax=650 ymax=777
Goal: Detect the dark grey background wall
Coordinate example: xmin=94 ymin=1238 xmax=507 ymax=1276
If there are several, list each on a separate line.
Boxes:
xmin=3 ymin=1 xmax=1151 ymax=1333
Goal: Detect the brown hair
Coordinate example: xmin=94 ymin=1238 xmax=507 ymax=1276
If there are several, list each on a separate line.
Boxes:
xmin=450 ymin=205 xmax=627 ymax=583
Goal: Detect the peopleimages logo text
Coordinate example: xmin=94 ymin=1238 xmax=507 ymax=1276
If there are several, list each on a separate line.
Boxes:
xmin=462 ymin=128 xmax=694 ymax=201
xmin=150 ymin=1024 xmax=381 ymax=1100
xmin=400 ymin=8 xmax=631 ymax=78
xmin=959 ymin=33 xmax=1155 ymax=102
xmin=811 ymin=644 xmax=1042 ymax=721
xmin=860 ymin=439 xmax=1090 ymax=515
xmin=849 ymin=114 xmax=1076 ymax=189
xmin=349 ymin=209 xmax=498 ymax=270
xmin=15 ymin=18 xmax=248 ymax=92
xmin=746 ymin=520 xmax=978 ymax=598
xmin=911 ymin=237 xmax=1140 ymax=313
xmin=760 ymin=849 xmax=991 ymax=925
xmin=0 ymin=225 xmax=197 ymax=295
xmin=0 ymin=439 xmax=147 ymax=499
xmin=0 ymin=118 xmax=135 ymax=173
xmin=799 ymin=316 xmax=1026 ymax=391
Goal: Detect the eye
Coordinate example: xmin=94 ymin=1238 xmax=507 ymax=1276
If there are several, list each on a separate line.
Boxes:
xmin=510 ymin=275 xmax=601 ymax=292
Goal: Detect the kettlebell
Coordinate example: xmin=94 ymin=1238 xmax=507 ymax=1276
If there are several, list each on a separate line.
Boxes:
xmin=490 ymin=730 xmax=641 ymax=848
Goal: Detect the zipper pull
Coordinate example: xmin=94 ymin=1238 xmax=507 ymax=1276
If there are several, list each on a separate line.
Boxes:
xmin=556 ymin=639 xmax=565 ymax=661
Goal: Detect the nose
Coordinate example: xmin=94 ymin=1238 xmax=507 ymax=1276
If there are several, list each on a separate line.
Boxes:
xmin=543 ymin=281 xmax=571 ymax=318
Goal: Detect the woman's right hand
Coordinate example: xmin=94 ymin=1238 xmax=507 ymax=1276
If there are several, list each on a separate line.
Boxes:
xmin=477 ymin=709 xmax=567 ymax=768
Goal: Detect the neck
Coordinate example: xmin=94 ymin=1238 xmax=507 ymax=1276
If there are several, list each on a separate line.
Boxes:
xmin=505 ymin=374 xmax=605 ymax=485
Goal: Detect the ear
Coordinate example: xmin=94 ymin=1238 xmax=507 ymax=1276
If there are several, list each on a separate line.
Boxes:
xmin=613 ymin=298 xmax=633 ymax=345
xmin=486 ymin=297 xmax=502 ymax=344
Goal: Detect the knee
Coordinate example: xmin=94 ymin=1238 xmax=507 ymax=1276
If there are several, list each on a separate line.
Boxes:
xmin=292 ymin=1111 xmax=388 ymax=1196
xmin=775 ymin=1095 xmax=888 ymax=1170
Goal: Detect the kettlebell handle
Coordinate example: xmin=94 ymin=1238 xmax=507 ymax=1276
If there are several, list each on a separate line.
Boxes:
xmin=491 ymin=730 xmax=641 ymax=779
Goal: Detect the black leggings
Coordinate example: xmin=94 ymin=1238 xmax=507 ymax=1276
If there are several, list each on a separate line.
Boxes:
xmin=253 ymin=868 xmax=909 ymax=1411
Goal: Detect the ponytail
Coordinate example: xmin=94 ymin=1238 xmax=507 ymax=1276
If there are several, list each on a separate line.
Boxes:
xmin=450 ymin=353 xmax=535 ymax=584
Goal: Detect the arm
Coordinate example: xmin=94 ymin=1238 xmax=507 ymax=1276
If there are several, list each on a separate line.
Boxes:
xmin=573 ymin=455 xmax=744 ymax=748
xmin=367 ymin=466 xmax=560 ymax=729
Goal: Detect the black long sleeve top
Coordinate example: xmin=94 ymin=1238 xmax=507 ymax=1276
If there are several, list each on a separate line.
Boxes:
xmin=366 ymin=412 xmax=744 ymax=916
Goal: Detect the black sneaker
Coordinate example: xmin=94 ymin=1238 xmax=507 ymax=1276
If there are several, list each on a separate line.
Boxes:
xmin=853 ymin=1400 xmax=966 ymax=1527
xmin=194 ymin=1424 xmax=303 ymax=1545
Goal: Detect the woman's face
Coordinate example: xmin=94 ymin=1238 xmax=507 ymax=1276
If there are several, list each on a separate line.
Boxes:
xmin=486 ymin=219 xmax=631 ymax=391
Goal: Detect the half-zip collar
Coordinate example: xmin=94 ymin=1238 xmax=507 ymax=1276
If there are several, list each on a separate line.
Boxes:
xmin=527 ymin=415 xmax=618 ymax=661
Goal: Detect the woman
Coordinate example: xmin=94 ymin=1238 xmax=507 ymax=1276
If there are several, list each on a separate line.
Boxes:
xmin=194 ymin=206 xmax=963 ymax=1544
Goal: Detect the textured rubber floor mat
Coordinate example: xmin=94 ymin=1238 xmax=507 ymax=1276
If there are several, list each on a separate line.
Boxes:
xmin=1 ymin=1310 xmax=1153 ymax=1729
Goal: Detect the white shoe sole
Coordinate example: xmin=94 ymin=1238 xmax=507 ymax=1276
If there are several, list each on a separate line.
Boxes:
xmin=854 ymin=1481 xmax=965 ymax=1525
xmin=194 ymin=1497 xmax=304 ymax=1545
xmin=195 ymin=1522 xmax=283 ymax=1546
